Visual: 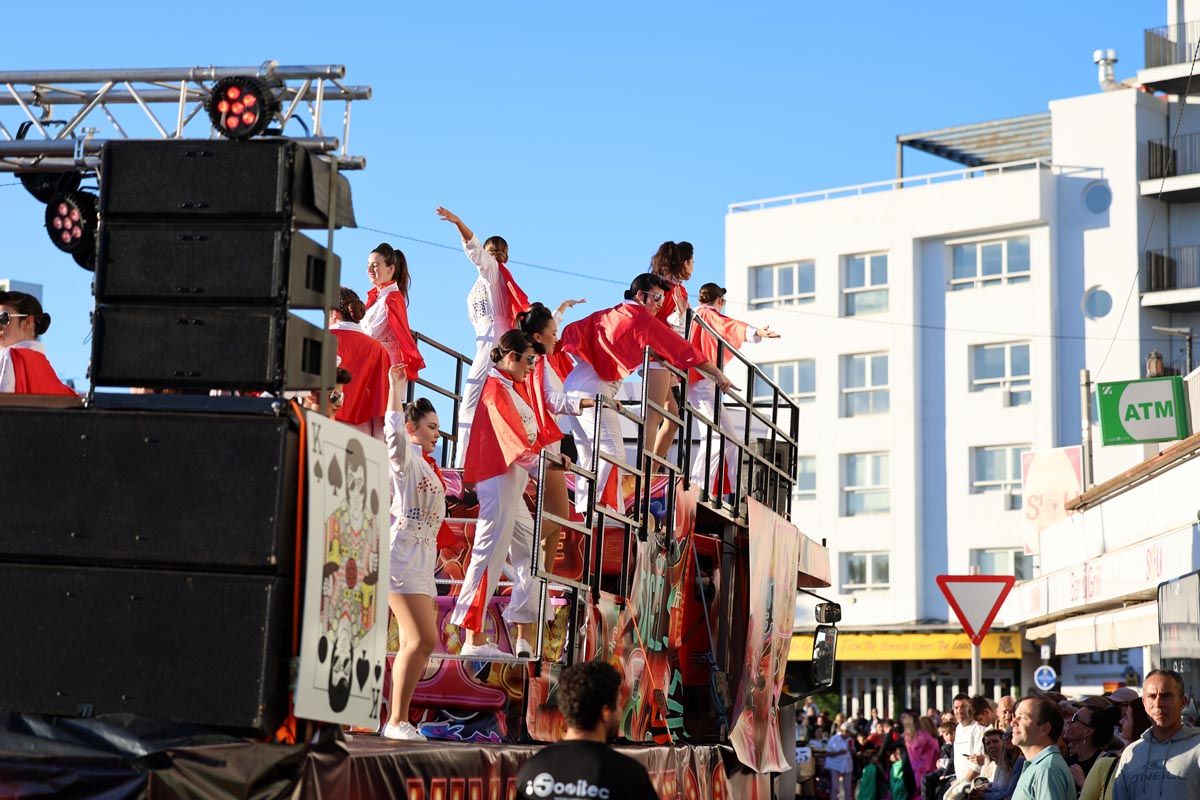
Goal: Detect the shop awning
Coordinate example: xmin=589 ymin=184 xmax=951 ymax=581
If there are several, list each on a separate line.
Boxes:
xmin=788 ymin=630 xmax=1022 ymax=662
xmin=1044 ymin=603 xmax=1160 ymax=656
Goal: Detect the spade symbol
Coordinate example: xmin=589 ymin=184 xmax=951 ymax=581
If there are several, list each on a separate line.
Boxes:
xmin=370 ymin=489 xmax=379 ymax=516
xmin=356 ymin=653 xmax=370 ymax=690
xmin=314 ymin=460 xmax=323 ymax=481
xmin=328 ymin=456 xmax=343 ymax=492
xmin=318 ymin=635 xmax=329 ymax=663
xmin=374 ymin=663 xmax=382 ymax=682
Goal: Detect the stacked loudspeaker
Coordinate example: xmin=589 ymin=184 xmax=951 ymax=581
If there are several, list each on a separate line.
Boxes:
xmin=0 ymin=140 xmax=354 ymax=734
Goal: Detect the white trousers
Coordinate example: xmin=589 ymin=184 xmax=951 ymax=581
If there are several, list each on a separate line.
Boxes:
xmin=454 ymin=334 xmax=495 ymax=469
xmin=687 ymin=380 xmax=746 ymax=493
xmin=450 ymin=463 xmax=541 ymax=631
xmin=563 ymin=363 xmax=625 ymax=515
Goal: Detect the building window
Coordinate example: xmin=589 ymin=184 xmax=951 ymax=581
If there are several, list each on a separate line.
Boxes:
xmin=843 ymin=252 xmax=888 ymax=315
xmin=842 ymin=352 xmax=889 ymax=416
xmin=971 ymin=342 xmax=1031 ymax=406
xmin=842 ymin=452 xmax=890 ymax=516
xmin=971 ymin=548 xmax=1035 ymax=581
xmin=750 ymin=261 xmax=815 ymax=308
xmin=949 ymin=236 xmax=1031 ymax=290
xmin=796 ymin=456 xmax=816 ymax=501
xmin=971 ymin=444 xmax=1030 ymax=510
xmin=842 ymin=551 xmax=890 ymax=591
xmin=753 ymin=359 xmax=816 ymax=403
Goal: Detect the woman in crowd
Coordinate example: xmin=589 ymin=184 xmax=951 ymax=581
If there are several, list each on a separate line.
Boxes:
xmin=558 ymin=274 xmax=735 ymax=514
xmin=890 ymin=744 xmax=918 ymax=800
xmin=900 ymin=709 xmax=941 ymax=794
xmin=362 ymin=243 xmax=425 ymax=379
xmin=435 ymin=207 xmax=532 ymax=469
xmin=450 ymin=330 xmax=546 ymax=659
xmin=642 ymin=241 xmax=693 ymax=462
xmin=381 ymin=365 xmax=443 ymax=741
xmin=0 ymin=290 xmax=75 ymax=395
xmin=330 ymin=287 xmax=391 ymax=438
xmin=686 ymin=282 xmax=778 ymax=495
xmin=825 ymin=720 xmax=856 ymax=800
xmin=515 ymin=301 xmax=594 ymax=577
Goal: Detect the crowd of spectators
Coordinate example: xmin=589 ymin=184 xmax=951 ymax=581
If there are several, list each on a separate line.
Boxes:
xmin=795 ymin=669 xmax=1197 ymax=799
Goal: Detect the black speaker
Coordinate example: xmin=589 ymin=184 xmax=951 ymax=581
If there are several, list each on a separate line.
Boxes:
xmin=739 ymin=438 xmax=795 ymax=516
xmin=100 ymin=139 xmax=355 ymax=228
xmin=0 ymin=407 xmax=298 ymax=572
xmin=95 ymin=223 xmax=337 ymax=308
xmin=0 ymin=563 xmax=290 ymax=734
xmin=91 ymin=305 xmax=335 ymax=391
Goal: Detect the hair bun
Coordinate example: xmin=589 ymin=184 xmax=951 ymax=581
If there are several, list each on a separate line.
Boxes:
xmin=36 ymin=312 xmax=51 ymax=336
xmin=490 ymin=345 xmax=504 ymax=363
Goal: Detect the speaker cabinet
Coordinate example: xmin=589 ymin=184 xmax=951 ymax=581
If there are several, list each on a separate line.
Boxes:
xmin=0 ymin=564 xmax=290 ymax=734
xmin=0 ymin=407 xmax=298 ymax=572
xmin=100 ymin=139 xmax=354 ymax=228
xmin=96 ymin=224 xmax=337 ymax=308
xmin=91 ymin=305 xmax=335 ymax=391
xmin=739 ymin=438 xmax=795 ymax=516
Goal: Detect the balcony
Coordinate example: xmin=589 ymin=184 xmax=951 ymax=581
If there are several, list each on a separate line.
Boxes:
xmin=1143 ymin=245 xmax=1200 ymax=309
xmin=1141 ymin=20 xmax=1200 ymax=94
xmin=1141 ymin=132 xmax=1200 ymax=202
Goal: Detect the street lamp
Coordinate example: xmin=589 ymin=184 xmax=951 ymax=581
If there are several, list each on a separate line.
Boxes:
xmin=1146 ymin=350 xmax=1165 ymax=378
xmin=1152 ymin=325 xmax=1193 ymax=374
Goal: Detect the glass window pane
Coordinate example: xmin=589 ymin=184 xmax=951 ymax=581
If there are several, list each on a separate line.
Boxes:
xmin=860 ymin=490 xmax=890 ymax=513
xmin=975 ymin=448 xmax=1005 ymax=482
xmin=778 ymin=265 xmax=794 ymax=297
xmin=871 ymin=254 xmax=888 ymax=286
xmin=975 ymin=550 xmax=1002 ymax=575
xmin=953 ymin=244 xmax=976 ymax=280
xmin=873 ymin=389 xmax=890 ymax=414
xmin=974 ymin=345 xmax=1006 ymax=381
xmin=981 ymin=243 xmax=1003 ymax=276
xmin=1008 ymin=237 xmax=1030 ymax=274
xmin=873 ymin=454 xmax=889 ymax=485
xmin=871 ymin=355 xmax=888 ymax=386
xmin=1012 ymin=447 xmax=1030 ymax=481
xmin=1010 ymin=344 xmax=1030 ymax=378
xmin=752 ymin=266 xmax=774 ymax=300
xmin=847 ymin=289 xmax=888 ymax=315
xmin=752 ymin=372 xmax=772 ymax=401
xmin=797 ymin=457 xmax=816 ymax=492
xmin=846 ymin=355 xmax=866 ymax=388
xmin=870 ymin=554 xmax=889 ymax=585
xmin=797 ymin=262 xmax=815 ymax=295
xmin=1014 ymin=552 xmax=1034 ymax=581
xmin=775 ymin=363 xmax=795 ymax=394
xmin=845 ymin=554 xmax=866 ymax=585
xmin=846 ymin=256 xmax=866 ymax=289
xmin=846 ymin=392 xmax=871 ymax=417
xmin=797 ymin=360 xmax=816 ymax=394
xmin=845 ymin=454 xmax=865 ymax=486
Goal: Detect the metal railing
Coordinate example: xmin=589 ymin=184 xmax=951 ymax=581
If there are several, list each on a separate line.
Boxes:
xmin=408 ymin=330 xmax=473 ymax=468
xmin=1147 ymin=131 xmax=1200 ymax=179
xmin=1145 ymin=20 xmax=1200 ymax=69
xmin=1144 ymin=245 xmax=1200 ymax=292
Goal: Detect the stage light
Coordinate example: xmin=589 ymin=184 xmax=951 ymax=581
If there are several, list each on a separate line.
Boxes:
xmin=44 ymin=190 xmax=98 ymax=270
xmin=18 ymin=171 xmax=82 ymax=204
xmin=207 ymin=77 xmax=276 ymax=140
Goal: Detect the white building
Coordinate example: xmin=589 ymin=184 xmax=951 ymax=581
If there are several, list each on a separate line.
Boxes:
xmin=732 ymin=3 xmax=1200 ymax=715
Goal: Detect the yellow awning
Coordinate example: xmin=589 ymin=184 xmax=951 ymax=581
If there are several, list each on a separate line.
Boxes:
xmin=789 ymin=630 xmax=1022 ymax=662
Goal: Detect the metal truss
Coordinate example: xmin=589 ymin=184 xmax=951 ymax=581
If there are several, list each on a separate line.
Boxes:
xmin=0 ymin=62 xmax=370 ymax=173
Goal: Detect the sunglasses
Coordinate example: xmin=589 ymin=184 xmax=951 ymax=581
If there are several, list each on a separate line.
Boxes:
xmin=642 ymin=291 xmax=665 ymax=302
xmin=0 ymin=312 xmax=30 ymax=327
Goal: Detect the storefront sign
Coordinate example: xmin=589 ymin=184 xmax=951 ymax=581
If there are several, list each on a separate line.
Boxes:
xmin=1020 ymin=446 xmax=1082 ymax=556
xmin=1097 ymin=376 xmax=1190 ymax=446
xmin=1059 ymin=648 xmax=1143 ymax=693
xmin=787 ymin=631 xmax=1021 ymax=661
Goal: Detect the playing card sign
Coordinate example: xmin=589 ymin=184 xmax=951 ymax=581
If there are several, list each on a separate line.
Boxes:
xmin=295 ymin=412 xmax=391 ymax=727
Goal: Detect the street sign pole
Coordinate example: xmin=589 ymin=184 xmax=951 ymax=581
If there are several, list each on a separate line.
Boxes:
xmin=971 ymin=642 xmax=982 ymax=696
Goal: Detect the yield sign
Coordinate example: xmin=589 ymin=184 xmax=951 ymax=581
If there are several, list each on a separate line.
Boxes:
xmin=936 ymin=574 xmax=1016 ymax=646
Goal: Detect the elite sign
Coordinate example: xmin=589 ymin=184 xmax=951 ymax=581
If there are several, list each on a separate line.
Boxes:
xmin=1097 ymin=376 xmax=1190 ymax=446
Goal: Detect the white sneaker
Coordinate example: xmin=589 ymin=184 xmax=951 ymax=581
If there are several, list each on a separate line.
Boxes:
xmin=382 ymin=721 xmax=427 ymax=741
xmin=514 ymin=638 xmax=535 ymax=659
xmin=459 ymin=641 xmax=510 ymax=659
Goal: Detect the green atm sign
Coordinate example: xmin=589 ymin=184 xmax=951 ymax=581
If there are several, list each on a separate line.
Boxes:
xmin=1097 ymin=376 xmax=1190 ymax=446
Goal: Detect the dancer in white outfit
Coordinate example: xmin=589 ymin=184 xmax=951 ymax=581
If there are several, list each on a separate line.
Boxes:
xmin=381 ymin=365 xmax=444 ymax=742
xmin=434 ymin=207 xmax=531 ymax=469
xmin=685 ymin=283 xmax=779 ymax=494
xmin=451 ymin=330 xmax=545 ymax=659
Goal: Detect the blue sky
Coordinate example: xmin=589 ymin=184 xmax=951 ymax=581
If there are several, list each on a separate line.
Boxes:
xmin=0 ymin=1 xmax=1150 ymax=385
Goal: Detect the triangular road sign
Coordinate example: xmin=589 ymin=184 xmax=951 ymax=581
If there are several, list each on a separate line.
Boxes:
xmin=936 ymin=575 xmax=1016 ymax=646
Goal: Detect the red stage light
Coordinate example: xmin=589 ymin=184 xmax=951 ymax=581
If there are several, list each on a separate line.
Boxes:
xmin=226 ymin=85 xmax=241 ymax=100
xmin=43 ymin=189 xmax=97 ymax=267
xmin=207 ymin=76 xmax=276 ymax=140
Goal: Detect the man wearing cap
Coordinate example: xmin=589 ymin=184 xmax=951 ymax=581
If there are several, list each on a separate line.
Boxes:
xmin=1112 ymin=669 xmax=1200 ymax=799
xmin=825 ymin=721 xmax=855 ymax=800
xmin=1010 ymin=695 xmax=1076 ymax=799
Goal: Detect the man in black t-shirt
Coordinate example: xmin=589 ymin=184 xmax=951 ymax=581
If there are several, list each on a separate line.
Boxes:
xmin=516 ymin=662 xmax=658 ymax=799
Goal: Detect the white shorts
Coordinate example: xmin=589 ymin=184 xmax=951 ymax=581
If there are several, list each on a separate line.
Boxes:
xmin=389 ymin=533 xmax=436 ymax=597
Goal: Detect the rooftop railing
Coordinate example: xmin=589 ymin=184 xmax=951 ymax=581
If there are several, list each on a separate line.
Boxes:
xmin=1145 ymin=20 xmax=1200 ymax=69
xmin=1144 ymin=244 xmax=1200 ymax=292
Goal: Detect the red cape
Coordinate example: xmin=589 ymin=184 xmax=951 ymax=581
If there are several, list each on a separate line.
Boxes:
xmin=656 ymin=281 xmax=688 ymax=325
xmin=366 ymin=283 xmax=426 ymax=380
xmin=463 ymin=375 xmax=536 ymax=483
xmin=529 ymin=359 xmax=565 ymax=450
xmin=10 ymin=348 xmax=75 ymax=396
xmin=496 ymin=262 xmax=531 ymax=332
xmin=687 ymin=305 xmax=750 ymax=382
xmin=559 ymin=302 xmax=705 ymax=382
xmin=331 ymin=328 xmax=391 ymax=425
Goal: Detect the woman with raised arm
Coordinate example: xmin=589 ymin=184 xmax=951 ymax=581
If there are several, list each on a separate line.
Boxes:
xmin=558 ymin=274 xmax=735 ymax=515
xmin=515 ymin=301 xmax=595 ymax=584
xmin=643 ymin=241 xmax=694 ymax=464
xmin=361 ymin=243 xmax=425 ymax=379
xmin=330 ymin=287 xmax=391 ymax=438
xmin=0 ymin=291 xmax=75 ymax=396
xmin=381 ymin=365 xmax=444 ymax=741
xmin=686 ymin=282 xmax=778 ymax=494
xmin=451 ymin=330 xmax=548 ymax=660
xmin=435 ymin=207 xmax=532 ymax=469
